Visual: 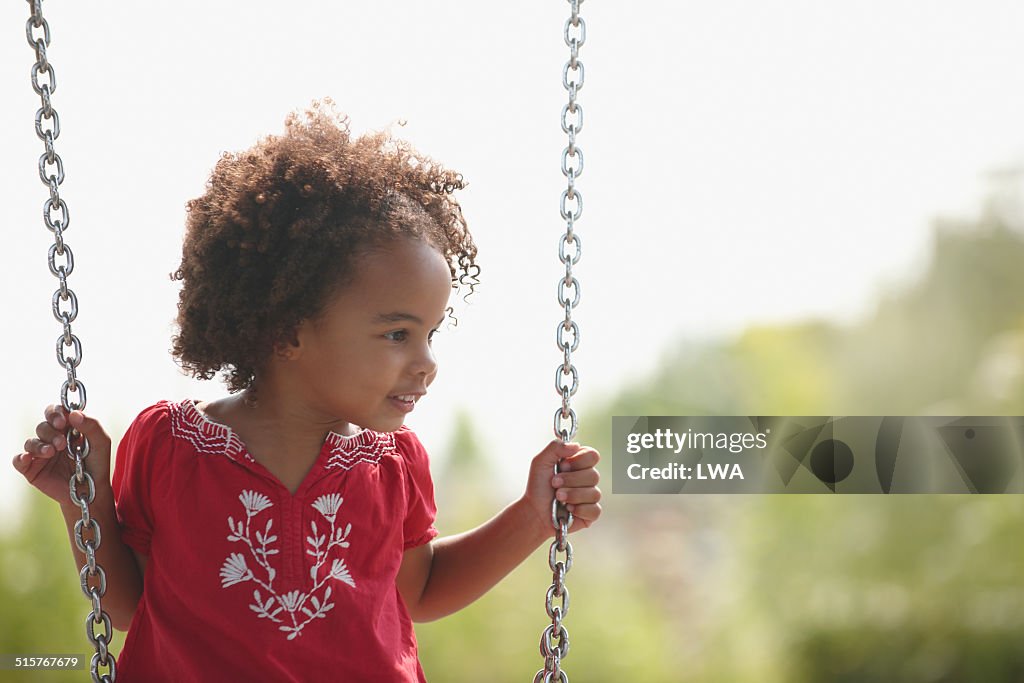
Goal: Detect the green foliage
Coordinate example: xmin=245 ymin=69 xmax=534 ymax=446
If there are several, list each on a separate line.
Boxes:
xmin=837 ymin=215 xmax=1024 ymax=415
xmin=0 ymin=491 xmax=126 ymax=683
xmin=577 ymin=200 xmax=1024 ymax=681
xmin=689 ymin=495 xmax=1024 ymax=682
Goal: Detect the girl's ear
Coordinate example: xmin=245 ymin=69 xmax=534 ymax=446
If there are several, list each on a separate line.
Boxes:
xmin=273 ymin=327 xmax=303 ymax=360
xmin=273 ymin=344 xmax=295 ymax=360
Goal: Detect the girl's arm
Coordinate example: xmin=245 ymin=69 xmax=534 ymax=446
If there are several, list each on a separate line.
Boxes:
xmin=15 ymin=408 xmax=145 ymax=632
xmin=58 ymin=489 xmax=146 ymax=632
xmin=396 ymin=441 xmax=601 ymax=622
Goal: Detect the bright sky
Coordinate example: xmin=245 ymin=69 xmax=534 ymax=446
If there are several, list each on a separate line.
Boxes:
xmin=3 ymin=1 xmax=1024 ymax=524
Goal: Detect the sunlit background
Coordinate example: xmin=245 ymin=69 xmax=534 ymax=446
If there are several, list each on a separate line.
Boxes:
xmin=4 ymin=2 xmax=1024 ymax=681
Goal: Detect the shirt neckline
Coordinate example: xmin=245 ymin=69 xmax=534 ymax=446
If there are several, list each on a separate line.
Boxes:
xmin=177 ymin=399 xmax=395 ymax=497
xmin=182 ymin=398 xmax=376 ymax=457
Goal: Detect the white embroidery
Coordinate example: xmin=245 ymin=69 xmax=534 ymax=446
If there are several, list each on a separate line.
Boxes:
xmin=323 ymin=431 xmax=394 ymax=471
xmin=169 ymin=401 xmax=254 ymax=463
xmin=311 ymin=493 xmax=343 ymax=520
xmin=170 ymin=400 xmax=397 ymax=474
xmin=219 ymin=489 xmax=356 ymax=640
xmin=240 ymin=490 xmax=273 ymax=515
xmin=219 ymin=552 xmax=252 ymax=587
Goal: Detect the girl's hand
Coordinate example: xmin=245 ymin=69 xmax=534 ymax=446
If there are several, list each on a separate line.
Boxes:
xmin=12 ymin=405 xmax=113 ymax=507
xmin=521 ymin=440 xmax=602 ymax=538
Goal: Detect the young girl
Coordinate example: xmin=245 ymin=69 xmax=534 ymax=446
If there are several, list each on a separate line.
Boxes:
xmin=12 ymin=102 xmax=602 ymax=682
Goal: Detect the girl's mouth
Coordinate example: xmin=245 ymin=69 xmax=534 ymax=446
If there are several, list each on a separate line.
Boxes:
xmin=388 ymin=394 xmax=421 ymax=413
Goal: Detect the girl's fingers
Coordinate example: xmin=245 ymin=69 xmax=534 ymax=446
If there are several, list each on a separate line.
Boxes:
xmin=23 ymin=438 xmax=56 ymax=458
xmin=12 ymin=452 xmax=31 ymax=472
xmin=34 ymin=422 xmax=66 ymax=450
xmin=567 ymin=503 xmax=602 ymax=526
xmin=559 ymin=447 xmax=600 ymax=472
xmin=44 ymin=404 xmax=67 ymax=430
xmin=12 ymin=451 xmax=49 ymax=485
xmin=554 ymin=485 xmax=602 ymax=506
xmin=66 ymin=410 xmax=111 ymax=446
xmin=551 ymin=468 xmax=599 ymax=489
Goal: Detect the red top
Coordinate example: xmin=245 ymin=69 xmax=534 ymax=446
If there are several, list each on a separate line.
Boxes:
xmin=111 ymin=399 xmax=438 ymax=682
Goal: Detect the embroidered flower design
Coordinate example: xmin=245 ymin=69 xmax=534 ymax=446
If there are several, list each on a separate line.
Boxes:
xmin=220 ymin=487 xmax=356 ymax=640
xmin=239 ymin=489 xmax=272 ymax=515
xmin=219 ymin=552 xmax=252 ymax=587
xmin=312 ymin=493 xmax=343 ymax=522
xmin=329 ymin=558 xmax=356 ymax=587
xmin=279 ymin=590 xmax=303 ymax=613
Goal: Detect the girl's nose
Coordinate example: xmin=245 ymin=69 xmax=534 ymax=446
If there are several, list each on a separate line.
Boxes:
xmin=412 ymin=342 xmax=438 ymax=379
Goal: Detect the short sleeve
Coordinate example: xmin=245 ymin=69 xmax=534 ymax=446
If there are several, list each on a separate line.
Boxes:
xmin=395 ymin=429 xmax=439 ymax=550
xmin=111 ymin=402 xmax=171 ymax=556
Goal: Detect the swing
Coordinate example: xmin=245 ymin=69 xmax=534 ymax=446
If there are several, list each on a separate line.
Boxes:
xmin=23 ymin=2 xmax=588 ymax=681
xmin=24 ymin=2 xmax=112 ymax=681
xmin=537 ymin=3 xmax=585 ymax=681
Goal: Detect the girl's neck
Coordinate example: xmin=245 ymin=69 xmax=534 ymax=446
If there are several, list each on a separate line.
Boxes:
xmin=236 ymin=385 xmax=360 ymax=439
xmin=197 ymin=390 xmax=353 ymax=496
xmin=199 ymin=386 xmax=359 ymax=468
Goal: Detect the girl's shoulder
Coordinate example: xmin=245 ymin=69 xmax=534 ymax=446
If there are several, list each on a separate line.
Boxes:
xmin=124 ymin=399 xmax=177 ymax=435
xmin=122 ymin=399 xmax=226 ymax=456
xmin=127 ymin=398 xmax=205 ymax=434
xmin=390 ymin=425 xmax=428 ymax=457
xmin=388 ymin=427 xmax=433 ymax=481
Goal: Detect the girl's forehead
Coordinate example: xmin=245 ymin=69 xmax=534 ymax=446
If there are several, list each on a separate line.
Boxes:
xmin=328 ymin=240 xmax=452 ymax=315
xmin=360 ymin=240 xmax=449 ymax=283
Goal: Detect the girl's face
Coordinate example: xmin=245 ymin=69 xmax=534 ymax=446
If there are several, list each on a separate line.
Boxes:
xmin=286 ymin=236 xmax=453 ymax=433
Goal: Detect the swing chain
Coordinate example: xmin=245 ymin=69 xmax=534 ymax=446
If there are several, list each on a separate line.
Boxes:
xmin=27 ymin=3 xmax=114 ymax=681
xmin=554 ymin=0 xmax=584 ymax=447
xmin=537 ymin=1 xmax=584 ymax=681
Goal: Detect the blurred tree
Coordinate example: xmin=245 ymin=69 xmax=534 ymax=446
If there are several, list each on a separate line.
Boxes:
xmin=839 ymin=209 xmax=1024 ymax=415
xmin=578 ymin=188 xmax=1024 ymax=682
xmin=0 ymin=490 xmax=126 ymax=683
xmin=434 ymin=409 xmax=492 ymax=527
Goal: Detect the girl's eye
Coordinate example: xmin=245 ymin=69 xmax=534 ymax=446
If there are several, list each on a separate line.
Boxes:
xmin=384 ymin=329 xmax=439 ymax=343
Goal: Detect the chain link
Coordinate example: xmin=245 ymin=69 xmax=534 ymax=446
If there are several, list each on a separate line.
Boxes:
xmin=26 ymin=3 xmax=113 ymax=681
xmin=536 ymin=1 xmax=584 ymax=680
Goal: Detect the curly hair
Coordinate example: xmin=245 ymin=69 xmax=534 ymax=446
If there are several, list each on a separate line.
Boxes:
xmin=170 ymin=100 xmax=479 ymax=393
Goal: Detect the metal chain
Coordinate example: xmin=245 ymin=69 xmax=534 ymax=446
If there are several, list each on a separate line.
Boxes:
xmin=26 ymin=3 xmax=115 ymax=681
xmin=536 ymin=1 xmax=584 ymax=681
